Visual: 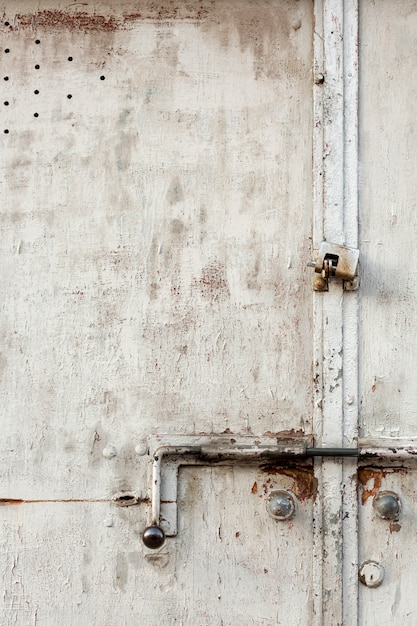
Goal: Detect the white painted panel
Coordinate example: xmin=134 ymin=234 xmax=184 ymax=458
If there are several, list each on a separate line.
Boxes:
xmin=0 ymin=1 xmax=313 ymax=497
xmin=358 ymin=4 xmax=417 ymax=622
xmin=0 ymin=465 xmax=315 ymax=625
xmin=358 ymin=467 xmax=417 ymax=624
xmin=359 ymin=0 xmax=417 ymax=438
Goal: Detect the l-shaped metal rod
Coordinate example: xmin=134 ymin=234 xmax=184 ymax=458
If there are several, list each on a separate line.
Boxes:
xmin=149 ymin=442 xmax=361 ymax=527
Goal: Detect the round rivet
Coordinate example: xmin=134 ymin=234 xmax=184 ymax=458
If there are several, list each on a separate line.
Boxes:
xmin=102 ymin=444 xmax=117 ymax=459
xmin=143 ymin=526 xmax=165 ymax=549
xmin=359 ymin=560 xmax=385 ymax=588
xmin=373 ymin=491 xmax=401 ymax=520
xmin=135 ymin=442 xmax=148 ymax=456
xmin=266 ymin=489 xmax=296 ymax=520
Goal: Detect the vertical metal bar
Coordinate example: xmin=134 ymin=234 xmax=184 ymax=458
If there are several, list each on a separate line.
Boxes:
xmin=312 ymin=1 xmax=325 ymax=624
xmin=342 ymin=1 xmax=360 ymax=623
xmin=321 ymin=0 xmax=345 ymax=623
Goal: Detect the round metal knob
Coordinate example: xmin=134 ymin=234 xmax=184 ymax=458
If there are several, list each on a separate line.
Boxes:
xmin=359 ymin=560 xmax=385 ymax=588
xmin=266 ymin=490 xmax=296 ymax=520
xmin=143 ymin=526 xmax=165 ymax=549
xmin=373 ymin=491 xmax=401 ymax=520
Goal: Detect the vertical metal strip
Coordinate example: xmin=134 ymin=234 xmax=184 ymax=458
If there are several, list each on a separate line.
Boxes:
xmin=314 ymin=0 xmax=348 ymax=624
xmin=342 ymin=1 xmax=359 ymax=624
xmin=323 ymin=0 xmax=345 ymax=621
xmin=312 ymin=1 xmax=324 ymax=623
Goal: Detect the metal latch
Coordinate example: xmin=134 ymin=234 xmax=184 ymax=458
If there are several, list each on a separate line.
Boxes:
xmin=139 ymin=435 xmax=417 ymax=549
xmin=307 ymin=242 xmax=359 ymax=291
xmin=141 ymin=434 xmax=311 ymax=548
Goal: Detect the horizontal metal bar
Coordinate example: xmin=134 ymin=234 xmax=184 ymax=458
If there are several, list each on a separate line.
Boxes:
xmin=306 ymin=447 xmax=359 ymax=457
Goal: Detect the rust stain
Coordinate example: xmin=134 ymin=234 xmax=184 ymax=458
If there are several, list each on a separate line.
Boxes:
xmin=389 ymin=522 xmax=401 ymax=533
xmin=0 ymin=498 xmax=23 ymax=506
xmin=13 ymin=4 xmax=214 ymax=32
xmin=358 ymin=467 xmax=406 ymax=504
xmin=16 ymin=10 xmax=121 ymax=31
xmin=358 ymin=468 xmax=386 ymax=504
xmin=251 ymin=481 xmax=258 ymax=494
xmin=263 ymin=429 xmax=305 ymax=437
xmin=371 ymin=384 xmax=377 ymax=392
xmin=261 ymin=465 xmax=317 ymax=501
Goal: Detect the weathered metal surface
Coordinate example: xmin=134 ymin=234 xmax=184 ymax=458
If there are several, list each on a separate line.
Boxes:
xmin=358 ymin=4 xmax=417 ymax=618
xmin=359 ymin=0 xmax=417 ymax=439
xmin=358 ymin=469 xmax=417 ymax=621
xmin=7 ymin=0 xmax=417 ymax=623
xmin=0 ymin=0 xmax=313 ymax=501
xmin=177 ymin=466 xmax=314 ymax=625
xmin=1 ymin=1 xmax=316 ymax=624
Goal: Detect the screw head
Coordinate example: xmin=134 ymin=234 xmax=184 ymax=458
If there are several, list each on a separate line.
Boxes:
xmin=266 ymin=490 xmax=296 ymax=520
xmin=373 ymin=491 xmax=401 ymax=520
xmin=143 ymin=526 xmax=165 ymax=549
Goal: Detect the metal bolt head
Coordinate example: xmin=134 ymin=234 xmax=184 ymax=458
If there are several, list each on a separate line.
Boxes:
xmin=266 ymin=490 xmax=296 ymax=520
xmin=373 ymin=491 xmax=402 ymax=520
xmin=359 ymin=560 xmax=385 ymax=588
xmin=143 ymin=526 xmax=165 ymax=549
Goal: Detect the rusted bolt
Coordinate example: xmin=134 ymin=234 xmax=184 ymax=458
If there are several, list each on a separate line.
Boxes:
xmin=359 ymin=560 xmax=385 ymax=588
xmin=143 ymin=526 xmax=165 ymax=549
xmin=266 ymin=490 xmax=296 ymax=520
xmin=373 ymin=491 xmax=401 ymax=520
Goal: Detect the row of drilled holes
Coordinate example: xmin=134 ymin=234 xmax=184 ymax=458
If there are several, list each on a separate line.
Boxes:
xmin=3 ymin=41 xmax=106 ymax=133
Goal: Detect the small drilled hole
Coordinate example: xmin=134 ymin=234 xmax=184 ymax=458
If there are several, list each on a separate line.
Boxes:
xmin=35 ymin=64 xmax=40 ymax=69
xmin=67 ymin=94 xmax=72 ymax=99
xmin=35 ymin=39 xmax=40 ymax=44
xmin=34 ymin=112 xmax=39 ymax=118
xmin=68 ymin=56 xmax=73 ymax=61
xmin=100 ymin=75 xmax=105 ymax=80
xmin=5 ymin=48 xmax=10 ymax=53
xmin=4 ymin=76 xmax=9 ymax=81
xmin=4 ymin=21 xmax=10 ymax=26
xmin=4 ymin=129 xmax=9 ymax=133
xmin=34 ymin=89 xmax=39 ymax=94
xmin=4 ymin=101 xmax=9 ymax=106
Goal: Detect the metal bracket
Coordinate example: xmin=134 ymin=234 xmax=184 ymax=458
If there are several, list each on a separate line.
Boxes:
xmin=307 ymin=242 xmax=359 ymax=291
